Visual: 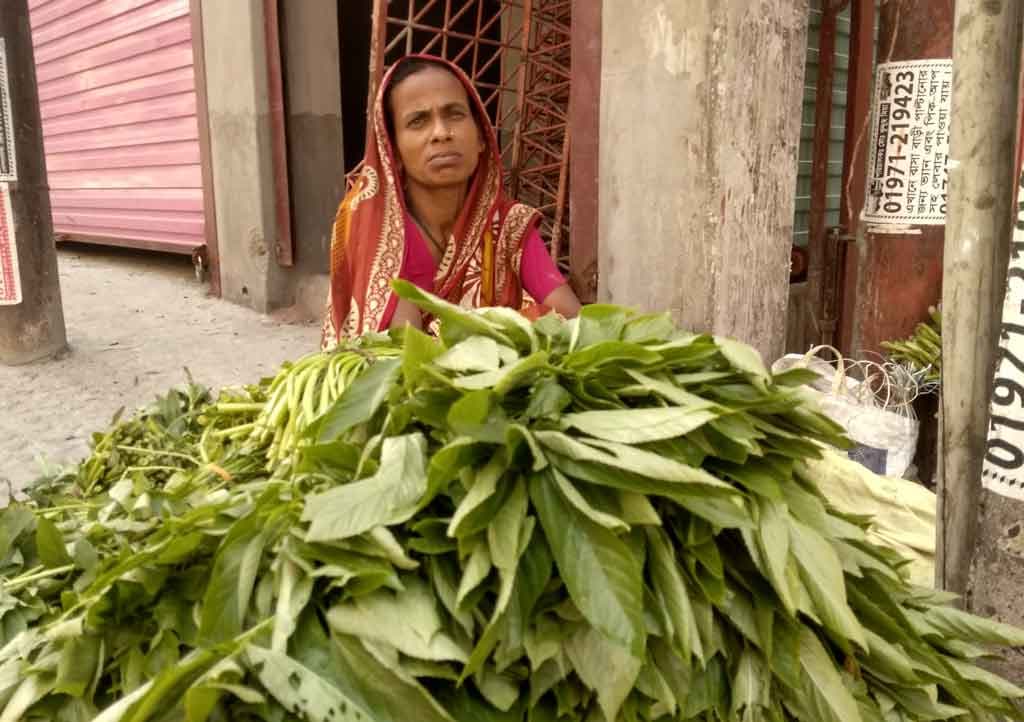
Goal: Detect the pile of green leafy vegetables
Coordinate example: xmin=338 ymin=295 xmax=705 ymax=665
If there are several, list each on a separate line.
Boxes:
xmin=1 ymin=281 xmax=1022 ymax=722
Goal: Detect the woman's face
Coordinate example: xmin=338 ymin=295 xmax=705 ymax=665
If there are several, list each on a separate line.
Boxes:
xmin=388 ymin=65 xmax=485 ymax=192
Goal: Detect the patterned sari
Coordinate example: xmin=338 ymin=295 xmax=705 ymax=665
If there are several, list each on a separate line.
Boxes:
xmin=322 ymin=55 xmax=542 ymax=349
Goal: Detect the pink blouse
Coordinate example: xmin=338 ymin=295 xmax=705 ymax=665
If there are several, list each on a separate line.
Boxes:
xmin=398 ymin=215 xmax=567 ymax=303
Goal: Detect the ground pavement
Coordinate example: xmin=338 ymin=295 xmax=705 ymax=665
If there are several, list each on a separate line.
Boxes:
xmin=0 ymin=244 xmax=320 ymax=495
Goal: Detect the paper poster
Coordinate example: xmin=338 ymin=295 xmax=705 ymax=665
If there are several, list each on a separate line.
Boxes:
xmin=982 ymin=172 xmax=1024 ymax=499
xmin=0 ymin=39 xmax=15 ymax=182
xmin=0 ymin=183 xmax=20 ymax=305
xmin=863 ymin=59 xmax=952 ymax=226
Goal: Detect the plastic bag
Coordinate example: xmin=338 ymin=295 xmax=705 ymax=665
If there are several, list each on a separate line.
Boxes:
xmin=774 ymin=346 xmax=920 ymax=478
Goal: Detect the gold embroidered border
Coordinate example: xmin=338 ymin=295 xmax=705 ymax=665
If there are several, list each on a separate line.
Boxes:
xmin=496 ymin=203 xmax=537 ymax=299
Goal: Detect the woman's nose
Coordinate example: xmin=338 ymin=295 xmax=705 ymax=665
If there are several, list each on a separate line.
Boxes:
xmin=431 ymin=119 xmax=453 ymax=141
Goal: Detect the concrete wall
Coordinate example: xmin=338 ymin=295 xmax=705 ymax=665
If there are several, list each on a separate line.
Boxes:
xmin=201 ymin=0 xmax=287 ymax=312
xmin=281 ymin=0 xmax=345 ymax=314
xmin=598 ymin=0 xmax=809 ymax=362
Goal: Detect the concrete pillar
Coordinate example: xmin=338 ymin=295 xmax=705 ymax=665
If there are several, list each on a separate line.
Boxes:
xmin=280 ymin=0 xmax=345 ymax=314
xmin=597 ymin=0 xmax=809 ymax=362
xmin=200 ymin=0 xmax=288 ymax=312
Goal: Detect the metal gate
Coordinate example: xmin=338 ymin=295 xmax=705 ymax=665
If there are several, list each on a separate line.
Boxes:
xmin=368 ymin=0 xmax=576 ymax=276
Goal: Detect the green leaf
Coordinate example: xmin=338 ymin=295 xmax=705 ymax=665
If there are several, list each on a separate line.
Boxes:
xmin=327 ymin=577 xmax=468 ymax=663
xmin=456 ymin=541 xmax=492 ymax=609
xmin=436 ymin=686 xmax=524 ymax=722
xmin=448 ymin=390 xmax=508 ymax=444
xmin=0 ymin=674 xmax=54 ymax=722
xmin=798 ymin=628 xmax=863 ymax=722
xmin=565 ymin=624 xmax=642 ymax=722
xmin=36 ymin=516 xmax=72 ymax=568
xmin=756 ymin=499 xmax=795 ymax=615
xmin=789 ymin=519 xmax=866 ymax=649
xmin=731 ymin=647 xmax=769 ymax=718
xmin=550 ymin=469 xmax=629 ymax=534
xmin=622 ymin=312 xmax=675 ymax=343
xmin=392 ymin=279 xmax=512 ymax=347
xmin=331 ymin=632 xmax=457 ymax=722
xmin=0 ymin=506 xmax=34 ymax=561
xmin=647 ymin=527 xmax=703 ymax=662
xmin=488 ymin=477 xmax=529 ymax=571
xmin=618 ymin=492 xmax=661 ymax=526
xmin=272 ymin=556 xmax=313 ymax=652
xmin=198 ymin=511 xmax=268 ymax=645
xmin=571 ymin=304 xmax=628 ymax=349
xmin=449 ymin=454 xmax=508 ymax=539
xmin=246 ymin=645 xmax=373 ymax=722
xmin=55 ymin=635 xmax=101 ymax=698
xmin=862 ymin=629 xmax=918 ymax=685
xmin=926 ymin=605 xmax=1024 ymax=647
xmin=316 ymin=357 xmax=401 ymax=442
xmin=493 ymin=352 xmax=550 ymax=396
xmin=425 ymin=437 xmax=487 ymax=503
xmin=479 ymin=306 xmax=540 ymax=354
xmin=535 ymin=431 xmax=731 ymax=489
xmin=498 ymin=532 xmax=551 ymax=669
xmin=714 ymin=336 xmax=770 ymax=387
xmin=563 ymin=341 xmax=662 ymax=372
xmin=562 ymin=407 xmax=719 ymax=444
xmin=547 ymin=450 xmax=750 ymax=529
xmin=948 ymin=658 xmax=1024 ymax=699
xmin=772 ymin=367 xmax=822 ymax=387
xmin=401 ymin=326 xmax=444 ymax=388
xmin=462 ymin=563 xmax=517 ymax=682
xmin=435 ymin=336 xmax=504 ymax=373
xmin=529 ymin=471 xmax=646 ymax=657
xmin=525 ymin=378 xmax=572 ymax=420
xmin=304 ymin=434 xmax=428 ymax=542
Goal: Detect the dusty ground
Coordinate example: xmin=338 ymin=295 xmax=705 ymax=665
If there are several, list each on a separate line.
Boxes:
xmin=0 ymin=244 xmax=320 ymax=494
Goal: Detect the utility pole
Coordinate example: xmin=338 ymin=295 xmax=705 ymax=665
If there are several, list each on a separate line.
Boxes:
xmin=940 ymin=0 xmax=1024 ymax=681
xmin=0 ymin=0 xmax=65 ymax=365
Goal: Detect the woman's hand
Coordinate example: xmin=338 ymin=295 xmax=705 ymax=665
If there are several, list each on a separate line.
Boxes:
xmin=389 ymin=298 xmax=424 ymax=330
xmin=541 ymin=284 xmax=582 ymax=319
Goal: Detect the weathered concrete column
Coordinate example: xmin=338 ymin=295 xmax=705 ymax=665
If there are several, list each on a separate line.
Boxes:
xmin=200 ymin=0 xmax=288 ymax=312
xmin=280 ymin=0 xmax=345 ymax=316
xmin=597 ymin=0 xmax=808 ymax=361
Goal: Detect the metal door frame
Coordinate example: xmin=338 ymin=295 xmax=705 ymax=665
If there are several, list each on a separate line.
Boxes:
xmin=367 ymin=0 xmax=600 ymax=301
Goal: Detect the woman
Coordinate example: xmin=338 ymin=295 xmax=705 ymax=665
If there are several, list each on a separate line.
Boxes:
xmin=322 ymin=54 xmax=581 ymax=347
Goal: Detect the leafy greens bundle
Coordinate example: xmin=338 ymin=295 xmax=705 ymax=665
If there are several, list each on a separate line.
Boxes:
xmin=0 ymin=282 xmax=1020 ymax=722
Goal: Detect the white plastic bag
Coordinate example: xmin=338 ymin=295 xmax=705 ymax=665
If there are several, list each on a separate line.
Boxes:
xmin=774 ymin=346 xmax=920 ymax=478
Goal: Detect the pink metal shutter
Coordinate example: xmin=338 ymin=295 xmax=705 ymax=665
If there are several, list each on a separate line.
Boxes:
xmin=28 ymin=0 xmax=205 ymax=254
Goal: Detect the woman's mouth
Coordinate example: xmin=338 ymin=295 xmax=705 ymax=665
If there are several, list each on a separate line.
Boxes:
xmin=428 ymin=151 xmax=462 ymax=167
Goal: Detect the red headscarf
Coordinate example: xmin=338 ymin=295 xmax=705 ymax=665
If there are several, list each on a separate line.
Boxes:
xmin=322 ymin=55 xmax=542 ymax=347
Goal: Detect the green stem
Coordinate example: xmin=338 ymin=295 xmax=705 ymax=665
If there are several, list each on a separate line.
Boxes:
xmin=4 ymin=564 xmax=75 ymax=592
xmin=121 ymin=465 xmax=185 ymax=475
xmin=211 ymin=422 xmax=256 ymax=440
xmin=37 ymin=503 xmax=98 ymax=515
xmin=116 ymin=446 xmax=199 ymax=464
xmin=213 ymin=402 xmax=265 ymax=414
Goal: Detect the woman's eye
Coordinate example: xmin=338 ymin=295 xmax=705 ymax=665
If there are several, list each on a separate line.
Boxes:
xmin=408 ymin=117 xmax=425 ymax=128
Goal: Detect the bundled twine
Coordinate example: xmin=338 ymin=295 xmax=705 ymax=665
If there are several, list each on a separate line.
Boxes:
xmin=789 ymin=345 xmax=932 ymax=421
